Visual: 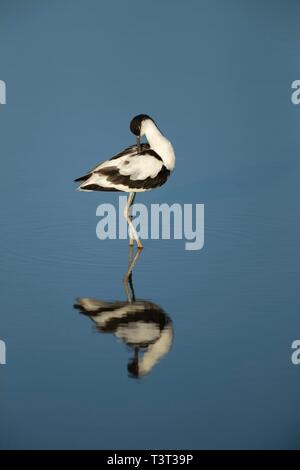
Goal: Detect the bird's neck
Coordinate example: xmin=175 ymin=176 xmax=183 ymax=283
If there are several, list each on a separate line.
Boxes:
xmin=138 ymin=325 xmax=173 ymax=376
xmin=144 ymin=123 xmax=176 ymax=171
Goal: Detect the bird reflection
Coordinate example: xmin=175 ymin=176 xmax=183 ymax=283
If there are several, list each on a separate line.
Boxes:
xmin=74 ymin=247 xmax=173 ymax=378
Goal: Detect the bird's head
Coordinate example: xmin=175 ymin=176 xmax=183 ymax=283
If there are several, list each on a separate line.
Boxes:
xmin=130 ymin=114 xmax=156 ymax=138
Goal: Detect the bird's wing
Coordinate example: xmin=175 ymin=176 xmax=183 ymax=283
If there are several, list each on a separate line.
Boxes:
xmin=74 ymin=143 xmax=150 ymax=183
xmin=91 ymin=143 xmax=150 ymax=172
xmin=79 ymin=149 xmax=168 ymax=191
xmin=100 ymin=149 xmax=164 ymax=180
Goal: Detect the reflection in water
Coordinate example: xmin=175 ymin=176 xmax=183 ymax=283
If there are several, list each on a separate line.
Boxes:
xmin=74 ymin=248 xmax=173 ymax=378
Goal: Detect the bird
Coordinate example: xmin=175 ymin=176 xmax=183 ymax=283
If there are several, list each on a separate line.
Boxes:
xmin=74 ymin=297 xmax=173 ymax=378
xmin=73 ymin=248 xmax=173 ymax=378
xmin=74 ymin=114 xmax=176 ymax=249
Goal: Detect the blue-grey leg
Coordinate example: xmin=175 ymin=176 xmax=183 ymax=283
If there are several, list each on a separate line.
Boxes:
xmin=123 ymin=192 xmax=142 ymax=249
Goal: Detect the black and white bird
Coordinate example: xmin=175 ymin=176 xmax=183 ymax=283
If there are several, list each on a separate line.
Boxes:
xmin=73 ymin=247 xmax=174 ymax=378
xmin=74 ymin=114 xmax=176 ymax=249
xmin=74 ymin=297 xmax=173 ymax=378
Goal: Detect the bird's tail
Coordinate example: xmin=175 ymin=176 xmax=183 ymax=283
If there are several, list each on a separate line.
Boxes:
xmin=74 ymin=173 xmax=92 ymax=183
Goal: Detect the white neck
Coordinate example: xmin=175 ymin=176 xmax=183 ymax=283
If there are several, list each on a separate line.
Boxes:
xmin=142 ymin=120 xmax=176 ymax=171
xmin=138 ymin=325 xmax=173 ymax=376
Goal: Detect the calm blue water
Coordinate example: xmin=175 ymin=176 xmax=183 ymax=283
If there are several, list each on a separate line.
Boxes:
xmin=1 ymin=0 xmax=300 ymax=449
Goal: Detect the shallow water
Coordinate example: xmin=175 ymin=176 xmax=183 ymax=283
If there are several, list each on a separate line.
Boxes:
xmin=1 ymin=184 xmax=300 ymax=449
xmin=1 ymin=0 xmax=300 ymax=450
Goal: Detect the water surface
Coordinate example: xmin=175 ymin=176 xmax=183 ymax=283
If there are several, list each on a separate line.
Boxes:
xmin=0 ymin=0 xmax=300 ymax=449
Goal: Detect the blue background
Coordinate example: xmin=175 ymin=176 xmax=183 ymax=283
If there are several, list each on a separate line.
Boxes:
xmin=0 ymin=0 xmax=300 ymax=449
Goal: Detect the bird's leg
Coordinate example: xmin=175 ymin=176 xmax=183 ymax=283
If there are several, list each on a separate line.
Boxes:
xmin=123 ymin=247 xmax=141 ymax=302
xmin=123 ymin=193 xmax=134 ymax=246
xmin=130 ymin=193 xmax=143 ymax=249
xmin=123 ymin=192 xmax=143 ymax=249
xmin=128 ymin=192 xmax=136 ymax=246
xmin=124 ymin=192 xmax=135 ymax=246
xmin=128 ymin=243 xmax=134 ymax=268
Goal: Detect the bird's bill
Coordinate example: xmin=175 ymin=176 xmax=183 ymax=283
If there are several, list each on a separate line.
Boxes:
xmin=136 ymin=136 xmax=141 ymax=153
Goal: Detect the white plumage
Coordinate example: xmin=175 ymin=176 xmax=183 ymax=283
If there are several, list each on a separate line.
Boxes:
xmin=74 ymin=297 xmax=173 ymax=378
xmin=79 ymin=148 xmax=165 ymax=192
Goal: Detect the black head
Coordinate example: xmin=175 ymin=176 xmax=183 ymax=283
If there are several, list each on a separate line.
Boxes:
xmin=127 ymin=357 xmax=140 ymax=379
xmin=130 ymin=114 xmax=155 ymax=136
